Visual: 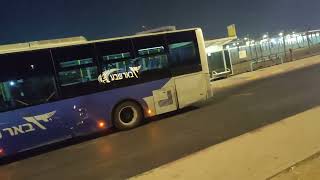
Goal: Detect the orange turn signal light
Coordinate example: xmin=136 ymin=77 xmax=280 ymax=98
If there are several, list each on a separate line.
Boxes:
xmin=98 ymin=121 xmax=106 ymax=128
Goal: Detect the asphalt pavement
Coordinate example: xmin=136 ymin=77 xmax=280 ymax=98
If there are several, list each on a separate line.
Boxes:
xmin=1 ymin=58 xmax=320 ymax=180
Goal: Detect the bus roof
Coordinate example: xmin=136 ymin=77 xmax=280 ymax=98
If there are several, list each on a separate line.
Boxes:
xmin=0 ymin=28 xmax=201 ymax=55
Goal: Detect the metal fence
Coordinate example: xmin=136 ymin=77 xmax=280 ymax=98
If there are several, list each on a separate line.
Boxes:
xmin=227 ymin=31 xmax=320 ymax=65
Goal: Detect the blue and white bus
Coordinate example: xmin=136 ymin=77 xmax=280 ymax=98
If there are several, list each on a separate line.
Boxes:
xmin=0 ymin=28 xmax=210 ymax=157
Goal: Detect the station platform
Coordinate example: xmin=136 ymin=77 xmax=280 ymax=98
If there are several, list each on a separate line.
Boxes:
xmin=130 ymin=55 xmax=320 ymax=180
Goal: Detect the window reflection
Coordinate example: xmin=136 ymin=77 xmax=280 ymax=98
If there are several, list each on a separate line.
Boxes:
xmin=0 ymin=76 xmax=57 ymax=112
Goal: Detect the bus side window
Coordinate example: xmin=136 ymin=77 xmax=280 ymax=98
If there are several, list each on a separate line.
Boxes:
xmin=132 ymin=35 xmax=171 ymax=81
xmin=102 ymin=52 xmax=131 ymax=72
xmin=0 ymin=50 xmax=58 ymax=112
xmin=0 ymin=83 xmax=8 ymax=111
xmin=166 ymin=31 xmax=202 ymax=76
xmin=136 ymin=46 xmax=168 ymax=71
xmin=96 ymin=39 xmax=134 ymax=74
xmin=58 ymin=58 xmax=98 ymax=86
xmin=51 ymin=44 xmax=100 ymax=98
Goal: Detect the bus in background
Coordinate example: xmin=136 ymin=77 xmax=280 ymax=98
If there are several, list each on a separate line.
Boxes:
xmin=0 ymin=28 xmax=210 ymax=157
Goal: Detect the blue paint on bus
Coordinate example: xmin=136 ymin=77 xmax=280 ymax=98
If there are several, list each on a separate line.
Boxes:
xmin=0 ymin=78 xmax=169 ymax=156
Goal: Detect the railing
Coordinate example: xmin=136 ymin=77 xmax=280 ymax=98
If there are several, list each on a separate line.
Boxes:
xmin=250 ymin=55 xmax=283 ymax=71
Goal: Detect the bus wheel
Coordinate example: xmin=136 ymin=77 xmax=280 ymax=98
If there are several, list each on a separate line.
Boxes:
xmin=113 ymin=101 xmax=143 ymax=130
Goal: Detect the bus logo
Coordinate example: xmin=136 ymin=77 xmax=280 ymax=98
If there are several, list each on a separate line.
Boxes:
xmin=23 ymin=111 xmax=56 ymax=130
xmin=0 ymin=111 xmax=56 ymax=139
xmin=98 ymin=66 xmax=141 ymax=84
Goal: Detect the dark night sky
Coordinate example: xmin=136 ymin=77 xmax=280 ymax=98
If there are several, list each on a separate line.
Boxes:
xmin=0 ymin=0 xmax=320 ymax=45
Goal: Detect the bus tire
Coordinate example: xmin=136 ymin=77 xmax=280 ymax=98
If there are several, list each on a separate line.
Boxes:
xmin=113 ymin=101 xmax=143 ymax=130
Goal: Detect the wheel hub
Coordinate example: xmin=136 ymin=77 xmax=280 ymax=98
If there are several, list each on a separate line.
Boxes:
xmin=120 ymin=107 xmax=134 ymax=123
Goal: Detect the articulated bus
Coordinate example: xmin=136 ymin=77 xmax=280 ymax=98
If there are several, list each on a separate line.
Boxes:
xmin=0 ymin=28 xmax=210 ymax=157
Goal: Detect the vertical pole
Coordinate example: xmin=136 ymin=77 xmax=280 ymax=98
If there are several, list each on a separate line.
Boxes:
xmin=268 ymin=40 xmax=272 ymax=56
xmin=259 ymin=43 xmax=263 ymax=59
xmin=254 ymin=43 xmax=259 ymax=61
xmin=307 ymin=29 xmax=311 ymax=48
xmin=248 ymin=43 xmax=253 ymax=60
xmin=295 ymin=35 xmax=300 ymax=48
xmin=222 ymin=50 xmax=227 ymax=72
xmin=283 ymin=34 xmax=286 ymax=61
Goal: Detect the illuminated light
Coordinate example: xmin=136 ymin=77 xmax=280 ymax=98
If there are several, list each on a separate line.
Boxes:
xmin=9 ymin=81 xmax=15 ymax=86
xmin=279 ymin=32 xmax=284 ymax=37
xmin=263 ymin=34 xmax=268 ymax=39
xmin=270 ymin=38 xmax=277 ymax=44
xmin=244 ymin=37 xmax=248 ymax=41
xmin=260 ymin=39 xmax=268 ymax=44
xmin=98 ymin=121 xmax=106 ymax=128
xmin=206 ymin=45 xmax=222 ymax=54
xmin=0 ymin=148 xmax=4 ymax=155
xmin=148 ymin=109 xmax=152 ymax=115
xmin=226 ymin=45 xmax=230 ymax=49
xmin=138 ymin=46 xmax=164 ymax=52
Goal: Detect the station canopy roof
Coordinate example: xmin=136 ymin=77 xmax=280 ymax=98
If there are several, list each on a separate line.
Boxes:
xmin=205 ymin=36 xmax=237 ymax=54
xmin=205 ymin=36 xmax=237 ymax=48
